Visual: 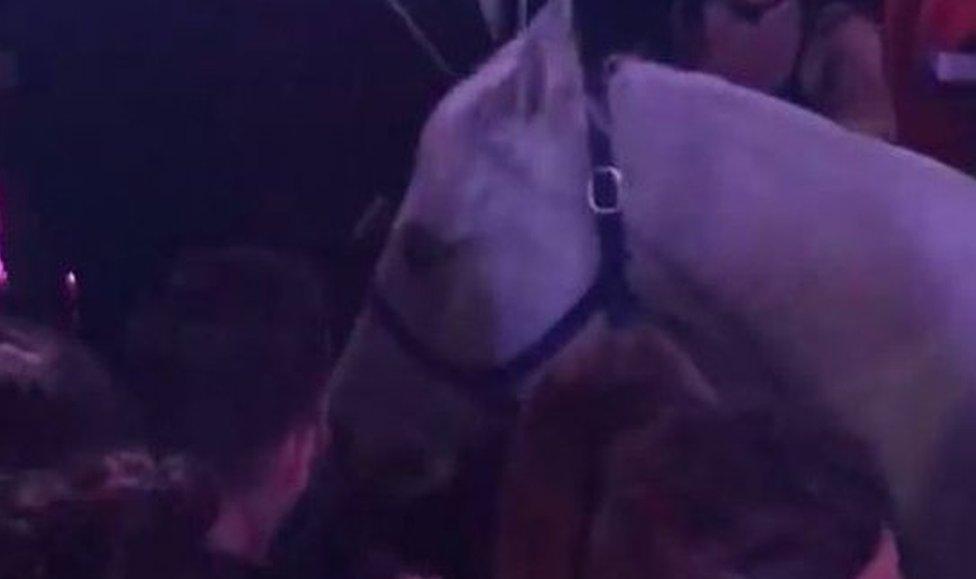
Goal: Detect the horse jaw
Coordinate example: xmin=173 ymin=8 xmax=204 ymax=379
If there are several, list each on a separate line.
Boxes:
xmin=328 ymin=2 xmax=597 ymax=497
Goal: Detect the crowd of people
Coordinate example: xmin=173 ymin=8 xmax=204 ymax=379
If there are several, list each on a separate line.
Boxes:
xmin=0 ymin=249 xmax=328 ymax=578
xmin=0 ymin=0 xmax=972 ymax=578
xmin=0 ymin=248 xmax=902 ymax=579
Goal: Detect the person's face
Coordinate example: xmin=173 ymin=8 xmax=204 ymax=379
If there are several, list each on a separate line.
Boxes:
xmin=670 ymin=0 xmax=803 ymax=92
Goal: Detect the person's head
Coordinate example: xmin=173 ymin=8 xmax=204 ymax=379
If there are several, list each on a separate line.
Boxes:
xmin=1 ymin=449 xmax=219 ymax=579
xmin=587 ymin=404 xmax=891 ymax=579
xmin=498 ymin=323 xmax=891 ymax=579
xmin=0 ymin=316 xmax=215 ymax=579
xmin=0 ymin=315 xmax=127 ymax=469
xmin=124 ymin=247 xmax=333 ymax=557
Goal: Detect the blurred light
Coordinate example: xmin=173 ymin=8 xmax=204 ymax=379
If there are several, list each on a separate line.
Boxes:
xmin=65 ymin=270 xmax=79 ymax=300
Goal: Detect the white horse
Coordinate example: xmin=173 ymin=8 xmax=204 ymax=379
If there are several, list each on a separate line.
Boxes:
xmin=329 ymin=1 xmax=976 ymax=577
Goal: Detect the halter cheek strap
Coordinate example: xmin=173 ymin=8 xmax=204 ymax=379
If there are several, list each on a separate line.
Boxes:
xmin=585 ymin=87 xmax=641 ymax=328
xmin=367 ymin=73 xmax=640 ymax=407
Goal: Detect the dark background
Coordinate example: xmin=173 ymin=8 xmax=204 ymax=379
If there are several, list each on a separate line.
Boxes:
xmin=0 ymin=0 xmax=498 ymax=358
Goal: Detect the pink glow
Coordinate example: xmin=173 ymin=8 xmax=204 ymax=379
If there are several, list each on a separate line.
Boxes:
xmin=857 ymin=530 xmax=903 ymax=579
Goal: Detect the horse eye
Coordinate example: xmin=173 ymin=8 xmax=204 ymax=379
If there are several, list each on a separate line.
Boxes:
xmin=400 ymin=222 xmax=454 ymax=273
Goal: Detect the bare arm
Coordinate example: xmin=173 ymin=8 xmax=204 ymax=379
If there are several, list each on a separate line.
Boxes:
xmin=800 ymin=6 xmax=898 ymax=140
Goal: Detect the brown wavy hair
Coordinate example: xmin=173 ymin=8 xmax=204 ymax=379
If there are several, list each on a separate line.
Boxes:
xmin=497 ymin=321 xmax=890 ymax=579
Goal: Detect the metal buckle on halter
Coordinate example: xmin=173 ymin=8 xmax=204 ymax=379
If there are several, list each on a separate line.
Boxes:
xmin=588 ymin=165 xmax=624 ymax=215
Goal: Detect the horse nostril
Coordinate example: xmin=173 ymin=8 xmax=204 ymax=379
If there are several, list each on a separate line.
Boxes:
xmin=384 ymin=444 xmax=429 ymax=480
xmin=604 ymin=55 xmax=627 ymax=77
xmin=348 ymin=432 xmax=431 ymax=484
xmin=401 ymin=222 xmax=453 ymax=272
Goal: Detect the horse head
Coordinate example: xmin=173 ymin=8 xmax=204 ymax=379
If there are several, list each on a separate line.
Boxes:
xmin=327 ymin=1 xmax=598 ymax=498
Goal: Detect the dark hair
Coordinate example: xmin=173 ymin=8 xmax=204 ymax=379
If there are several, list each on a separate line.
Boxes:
xmin=571 ymin=0 xmax=883 ymax=79
xmin=0 ymin=316 xmax=127 ymax=470
xmin=573 ymin=0 xmax=677 ymax=72
xmin=124 ymin=247 xmax=333 ymax=484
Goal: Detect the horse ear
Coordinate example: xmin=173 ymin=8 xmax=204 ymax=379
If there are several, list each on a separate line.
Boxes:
xmin=411 ymin=2 xmax=582 ymax=170
xmin=473 ymin=4 xmax=580 ymax=125
xmin=515 ymin=35 xmax=550 ymax=119
xmin=529 ymin=2 xmax=589 ymax=121
xmin=464 ymin=37 xmax=549 ymax=126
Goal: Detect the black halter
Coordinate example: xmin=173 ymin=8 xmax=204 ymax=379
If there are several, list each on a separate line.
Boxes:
xmin=367 ymin=77 xmax=639 ymax=408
